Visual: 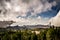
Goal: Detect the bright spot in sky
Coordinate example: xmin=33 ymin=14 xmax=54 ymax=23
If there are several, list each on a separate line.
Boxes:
xmin=14 ymin=6 xmax=21 ymax=12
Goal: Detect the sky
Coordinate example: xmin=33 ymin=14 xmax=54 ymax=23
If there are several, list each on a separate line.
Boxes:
xmin=0 ymin=0 xmax=60 ymax=26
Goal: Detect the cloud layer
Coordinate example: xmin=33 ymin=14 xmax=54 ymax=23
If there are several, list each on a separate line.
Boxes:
xmin=0 ymin=0 xmax=57 ymax=26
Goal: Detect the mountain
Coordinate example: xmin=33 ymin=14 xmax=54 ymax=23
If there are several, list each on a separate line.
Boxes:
xmin=6 ymin=24 xmax=50 ymax=30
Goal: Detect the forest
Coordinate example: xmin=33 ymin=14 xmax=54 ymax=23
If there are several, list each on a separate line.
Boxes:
xmin=0 ymin=27 xmax=60 ymax=40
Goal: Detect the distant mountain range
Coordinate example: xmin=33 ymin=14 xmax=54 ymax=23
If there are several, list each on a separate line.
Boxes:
xmin=6 ymin=25 xmax=50 ymax=30
xmin=0 ymin=21 xmax=52 ymax=31
xmin=0 ymin=20 xmax=51 ymax=29
xmin=0 ymin=24 xmax=51 ymax=32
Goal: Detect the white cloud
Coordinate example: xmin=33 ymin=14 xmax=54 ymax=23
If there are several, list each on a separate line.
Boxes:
xmin=49 ymin=11 xmax=60 ymax=26
xmin=11 ymin=16 xmax=50 ymax=26
xmin=11 ymin=16 xmax=42 ymax=26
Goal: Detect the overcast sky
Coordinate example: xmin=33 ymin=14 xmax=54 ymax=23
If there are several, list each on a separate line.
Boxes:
xmin=0 ymin=0 xmax=60 ymax=26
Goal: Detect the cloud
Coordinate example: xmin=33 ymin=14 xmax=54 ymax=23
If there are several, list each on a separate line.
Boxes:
xmin=11 ymin=16 xmax=50 ymax=26
xmin=0 ymin=0 xmax=56 ymax=16
xmin=0 ymin=0 xmax=57 ymax=26
xmin=55 ymin=0 xmax=60 ymax=2
xmin=11 ymin=16 xmax=49 ymax=26
xmin=49 ymin=11 xmax=60 ymax=26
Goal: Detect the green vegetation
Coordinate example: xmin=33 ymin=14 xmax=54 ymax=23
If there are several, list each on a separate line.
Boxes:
xmin=0 ymin=28 xmax=60 ymax=40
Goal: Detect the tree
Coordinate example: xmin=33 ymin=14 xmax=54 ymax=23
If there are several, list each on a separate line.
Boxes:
xmin=40 ymin=30 xmax=47 ymax=40
xmin=46 ymin=28 xmax=55 ymax=40
xmin=31 ymin=32 xmax=38 ymax=40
